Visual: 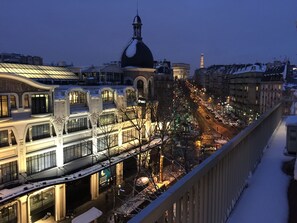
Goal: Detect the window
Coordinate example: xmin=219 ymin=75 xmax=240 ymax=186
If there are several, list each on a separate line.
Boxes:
xmin=107 ymin=72 xmax=113 ymax=82
xmin=64 ymin=141 xmax=92 ymax=163
xmin=0 ymin=161 xmax=18 ymax=184
xmin=97 ymin=134 xmax=118 ymax=152
xmin=26 ymin=151 xmax=56 ymax=175
xmin=137 ymin=80 xmax=144 ymax=97
xmin=30 ymin=188 xmax=54 ymax=216
xmin=0 ymin=95 xmax=8 ymax=117
xmin=0 ymin=130 xmax=16 ymax=147
xmin=67 ymin=118 xmax=88 ymax=133
xmin=24 ymin=94 xmax=30 ymax=108
xmin=0 ymin=203 xmax=17 ymax=223
xmin=26 ymin=124 xmax=55 ymax=142
xmin=69 ymin=91 xmax=87 ymax=105
xmin=31 ymin=94 xmax=49 ymax=114
xmin=126 ymin=89 xmax=136 ymax=104
xmin=10 ymin=95 xmax=16 ymax=109
xmin=102 ymin=90 xmax=114 ymax=103
xmin=0 ymin=130 xmax=9 ymax=147
xmin=123 ymin=110 xmax=137 ymax=121
xmin=122 ymin=128 xmax=138 ymax=143
xmin=99 ymin=114 xmax=116 ymax=126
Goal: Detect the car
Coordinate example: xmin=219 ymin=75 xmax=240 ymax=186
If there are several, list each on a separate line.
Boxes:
xmin=205 ymin=115 xmax=210 ymax=119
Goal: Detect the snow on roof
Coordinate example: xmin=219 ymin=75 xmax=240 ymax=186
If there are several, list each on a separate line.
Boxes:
xmin=233 ymin=64 xmax=266 ymax=75
xmin=227 ymin=118 xmax=290 ymax=223
xmin=126 ymin=39 xmax=137 ymax=58
xmin=285 ymin=115 xmax=297 ymax=126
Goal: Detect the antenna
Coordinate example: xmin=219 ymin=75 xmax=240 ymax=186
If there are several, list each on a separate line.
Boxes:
xmin=137 ymin=0 xmax=139 ymax=15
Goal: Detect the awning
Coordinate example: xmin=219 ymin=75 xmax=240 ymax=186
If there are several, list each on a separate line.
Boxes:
xmin=72 ymin=207 xmax=102 ymax=223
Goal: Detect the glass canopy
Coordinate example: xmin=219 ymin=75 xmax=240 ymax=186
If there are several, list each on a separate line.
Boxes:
xmin=0 ymin=63 xmax=78 ymax=81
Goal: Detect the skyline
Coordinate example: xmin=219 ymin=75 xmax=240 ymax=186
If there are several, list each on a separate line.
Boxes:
xmin=1 ymin=0 xmax=297 ymax=74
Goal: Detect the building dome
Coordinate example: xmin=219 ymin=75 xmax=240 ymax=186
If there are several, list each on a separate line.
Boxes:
xmin=121 ymin=14 xmax=154 ymax=68
xmin=121 ymin=40 xmax=154 ymax=68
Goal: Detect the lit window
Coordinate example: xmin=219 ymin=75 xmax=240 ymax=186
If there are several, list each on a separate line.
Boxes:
xmin=10 ymin=95 xmax=16 ymax=109
xmin=0 ymin=95 xmax=8 ymax=117
xmin=24 ymin=94 xmax=30 ymax=108
xmin=69 ymin=91 xmax=87 ymax=105
xmin=102 ymin=90 xmax=113 ymax=103
xmin=99 ymin=113 xmax=116 ymax=126
xmin=26 ymin=152 xmax=56 ymax=175
xmin=67 ymin=117 xmax=88 ymax=133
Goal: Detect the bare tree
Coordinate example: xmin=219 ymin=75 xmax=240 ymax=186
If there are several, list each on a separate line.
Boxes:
xmin=149 ymin=102 xmax=175 ymax=182
xmin=120 ymin=102 xmax=159 ymax=196
xmin=97 ymin=112 xmax=120 ymax=209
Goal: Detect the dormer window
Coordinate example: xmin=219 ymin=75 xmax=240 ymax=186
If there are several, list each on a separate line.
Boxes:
xmin=31 ymin=94 xmax=49 ymax=114
xmin=69 ymin=91 xmax=87 ymax=105
xmin=102 ymin=90 xmax=114 ymax=103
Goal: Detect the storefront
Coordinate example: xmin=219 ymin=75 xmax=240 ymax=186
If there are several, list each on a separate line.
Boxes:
xmin=29 ymin=188 xmax=55 ymax=222
xmin=0 ymin=202 xmax=17 ymax=223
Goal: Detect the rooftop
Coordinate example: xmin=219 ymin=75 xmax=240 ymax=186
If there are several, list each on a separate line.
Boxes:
xmin=227 ymin=116 xmax=291 ymax=223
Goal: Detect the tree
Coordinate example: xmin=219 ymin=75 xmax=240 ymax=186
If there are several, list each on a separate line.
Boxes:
xmin=97 ymin=112 xmax=120 ymax=210
xmin=120 ymin=102 xmax=159 ymax=196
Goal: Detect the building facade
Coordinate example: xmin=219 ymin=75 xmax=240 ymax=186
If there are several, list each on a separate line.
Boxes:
xmin=0 ymin=12 xmax=173 ymax=223
xmin=0 ymin=53 xmax=43 ymax=65
xmin=194 ymin=62 xmax=286 ymax=123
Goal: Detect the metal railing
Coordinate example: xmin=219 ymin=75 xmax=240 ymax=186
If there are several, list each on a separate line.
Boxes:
xmin=129 ymin=103 xmax=283 ymax=223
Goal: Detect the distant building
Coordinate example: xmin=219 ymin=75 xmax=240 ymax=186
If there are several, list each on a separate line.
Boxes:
xmin=172 ymin=63 xmax=190 ymax=80
xmin=194 ymin=61 xmax=287 ymax=123
xmin=0 ymin=53 xmax=43 ymax=65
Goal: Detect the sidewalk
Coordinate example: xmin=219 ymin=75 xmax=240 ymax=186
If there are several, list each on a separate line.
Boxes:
xmin=227 ymin=118 xmax=291 ymax=223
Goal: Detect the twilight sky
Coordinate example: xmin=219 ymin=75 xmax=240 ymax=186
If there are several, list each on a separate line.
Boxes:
xmin=1 ymin=0 xmax=297 ymax=74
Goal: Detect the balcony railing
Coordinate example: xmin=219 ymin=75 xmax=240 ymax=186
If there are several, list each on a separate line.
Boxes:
xmin=129 ymin=103 xmax=282 ymax=223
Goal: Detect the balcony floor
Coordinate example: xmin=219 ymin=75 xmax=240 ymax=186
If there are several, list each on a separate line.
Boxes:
xmin=227 ymin=117 xmax=292 ymax=223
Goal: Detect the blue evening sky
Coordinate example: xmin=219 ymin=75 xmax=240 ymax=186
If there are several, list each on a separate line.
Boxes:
xmin=1 ymin=0 xmax=297 ymax=74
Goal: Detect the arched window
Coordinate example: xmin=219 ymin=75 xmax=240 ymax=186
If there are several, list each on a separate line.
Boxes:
xmin=102 ymin=90 xmax=114 ymax=103
xmin=137 ymin=80 xmax=144 ymax=97
xmin=69 ymin=91 xmax=87 ymax=105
